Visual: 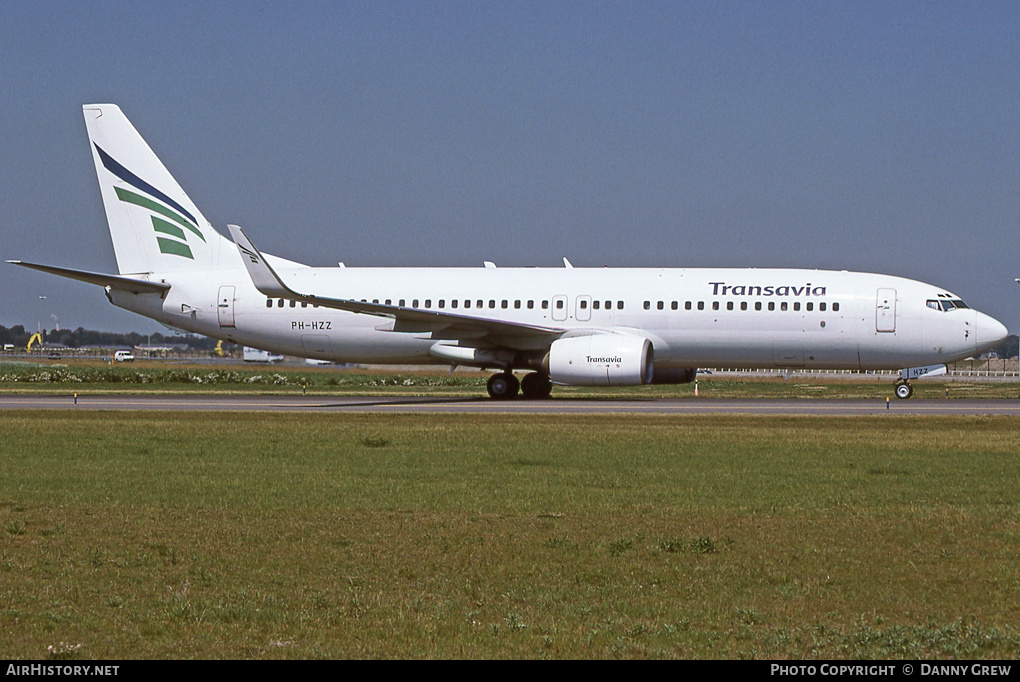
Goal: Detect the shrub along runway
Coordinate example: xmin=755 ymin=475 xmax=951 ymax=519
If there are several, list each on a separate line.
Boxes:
xmin=1 ymin=393 xmax=1020 ymax=415
xmin=2 ymin=410 xmax=1019 ymax=658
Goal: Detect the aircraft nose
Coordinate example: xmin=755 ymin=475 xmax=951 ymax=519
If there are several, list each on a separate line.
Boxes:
xmin=974 ymin=311 xmax=1009 ymax=353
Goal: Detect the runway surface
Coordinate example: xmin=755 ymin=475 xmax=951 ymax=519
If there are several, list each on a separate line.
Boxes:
xmin=2 ymin=394 xmax=1019 ymax=415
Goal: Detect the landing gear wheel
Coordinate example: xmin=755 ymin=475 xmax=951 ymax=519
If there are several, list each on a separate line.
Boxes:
xmin=520 ymin=372 xmax=552 ymax=399
xmin=895 ymin=382 xmax=913 ymax=400
xmin=486 ymin=372 xmax=520 ymax=400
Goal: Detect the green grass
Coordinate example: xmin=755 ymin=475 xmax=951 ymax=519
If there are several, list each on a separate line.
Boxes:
xmin=1 ymin=361 xmax=1018 ymax=399
xmin=2 ymin=412 xmax=1019 ymax=658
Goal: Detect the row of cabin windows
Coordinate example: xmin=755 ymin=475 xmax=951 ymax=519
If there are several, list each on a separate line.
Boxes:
xmin=266 ymin=297 xmax=838 ymax=313
xmin=267 ymin=299 xmax=316 ymax=308
xmin=643 ymin=300 xmax=840 ymax=313
xmin=266 ymin=298 xmax=627 ymax=310
xmin=360 ymin=298 xmax=627 ymax=310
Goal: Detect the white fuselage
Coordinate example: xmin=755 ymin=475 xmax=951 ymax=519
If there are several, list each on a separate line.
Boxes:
xmin=110 ymin=265 xmax=1005 ymax=371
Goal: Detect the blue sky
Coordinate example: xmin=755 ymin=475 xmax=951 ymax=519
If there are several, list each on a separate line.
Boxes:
xmin=2 ymin=1 xmax=1018 ymax=333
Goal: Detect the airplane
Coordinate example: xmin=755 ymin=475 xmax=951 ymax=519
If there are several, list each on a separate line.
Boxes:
xmin=9 ymin=104 xmax=1011 ymax=400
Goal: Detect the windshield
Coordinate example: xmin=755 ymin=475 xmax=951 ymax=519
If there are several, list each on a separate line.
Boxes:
xmin=926 ymin=298 xmax=968 ymax=312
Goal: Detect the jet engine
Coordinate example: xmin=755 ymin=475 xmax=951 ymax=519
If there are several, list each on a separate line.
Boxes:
xmin=546 ymin=335 xmax=653 ymax=386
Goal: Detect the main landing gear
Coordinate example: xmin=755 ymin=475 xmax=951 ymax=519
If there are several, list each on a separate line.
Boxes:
xmin=486 ymin=371 xmax=552 ymax=400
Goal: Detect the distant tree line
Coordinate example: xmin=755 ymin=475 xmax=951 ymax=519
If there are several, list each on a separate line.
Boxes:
xmin=992 ymin=335 xmax=1019 ymax=359
xmin=0 ymin=325 xmax=219 ymax=350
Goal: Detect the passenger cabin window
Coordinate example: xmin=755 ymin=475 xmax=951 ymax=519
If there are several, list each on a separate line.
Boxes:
xmin=593 ymin=300 xmax=600 ymax=310
xmin=697 ymin=301 xmax=704 ymax=311
xmin=266 ymin=299 xmax=272 ymax=308
xmin=277 ymin=299 xmax=284 ymax=308
xmin=833 ymin=302 xmax=840 ymax=312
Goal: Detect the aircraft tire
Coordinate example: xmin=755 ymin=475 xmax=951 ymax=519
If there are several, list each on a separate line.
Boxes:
xmin=895 ymin=382 xmax=913 ymax=399
xmin=520 ymin=372 xmax=552 ymax=399
xmin=486 ymin=372 xmax=520 ymax=400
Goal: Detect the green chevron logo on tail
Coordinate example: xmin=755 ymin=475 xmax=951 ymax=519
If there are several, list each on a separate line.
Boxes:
xmin=95 ymin=144 xmax=204 ymax=260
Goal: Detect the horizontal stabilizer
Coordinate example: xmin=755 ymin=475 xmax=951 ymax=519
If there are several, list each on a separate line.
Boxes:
xmin=7 ymin=260 xmax=170 ymax=295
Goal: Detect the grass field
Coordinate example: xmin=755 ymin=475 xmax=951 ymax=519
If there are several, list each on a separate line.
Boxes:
xmin=2 ymin=411 xmax=1019 ymax=659
xmin=2 ymin=360 xmax=1019 ymax=400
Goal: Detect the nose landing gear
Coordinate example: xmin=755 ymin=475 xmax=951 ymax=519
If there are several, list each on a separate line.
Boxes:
xmin=894 ymin=380 xmax=913 ymax=400
xmin=893 ymin=363 xmax=947 ymax=399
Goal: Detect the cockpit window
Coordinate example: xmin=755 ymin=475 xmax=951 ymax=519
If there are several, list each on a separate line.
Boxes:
xmin=927 ymin=299 xmax=968 ymax=312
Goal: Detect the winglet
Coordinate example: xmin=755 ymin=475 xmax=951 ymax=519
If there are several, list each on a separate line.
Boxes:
xmin=227 ymin=225 xmax=299 ymax=299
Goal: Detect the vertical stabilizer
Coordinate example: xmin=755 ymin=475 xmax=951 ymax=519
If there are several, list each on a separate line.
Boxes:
xmin=83 ymin=104 xmax=230 ymax=274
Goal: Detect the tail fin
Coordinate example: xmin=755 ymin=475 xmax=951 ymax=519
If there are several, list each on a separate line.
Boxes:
xmin=83 ymin=104 xmax=231 ymax=274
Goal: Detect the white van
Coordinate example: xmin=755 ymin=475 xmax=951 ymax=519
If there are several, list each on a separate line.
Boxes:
xmin=114 ymin=350 xmax=135 ymax=362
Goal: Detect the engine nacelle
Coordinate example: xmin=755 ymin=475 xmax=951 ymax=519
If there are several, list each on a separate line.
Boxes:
xmin=649 ymin=366 xmax=697 ymax=384
xmin=547 ymin=335 xmax=653 ymax=386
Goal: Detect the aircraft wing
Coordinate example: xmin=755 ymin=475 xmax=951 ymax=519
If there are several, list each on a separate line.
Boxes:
xmin=7 ymin=260 xmax=171 ymax=295
xmin=227 ymin=225 xmax=565 ymax=342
